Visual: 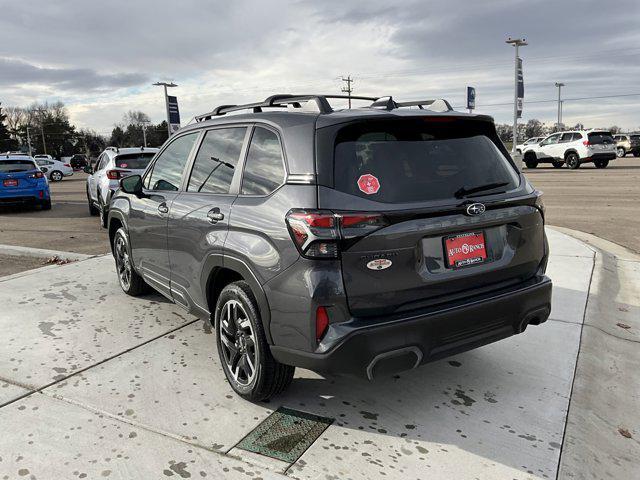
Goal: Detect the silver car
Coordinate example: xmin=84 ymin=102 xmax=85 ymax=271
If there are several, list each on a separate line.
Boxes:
xmin=34 ymin=156 xmax=74 ymax=181
xmin=86 ymin=146 xmax=158 ymax=227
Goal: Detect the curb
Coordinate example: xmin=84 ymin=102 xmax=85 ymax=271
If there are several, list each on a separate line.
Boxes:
xmin=0 ymin=244 xmax=93 ymax=261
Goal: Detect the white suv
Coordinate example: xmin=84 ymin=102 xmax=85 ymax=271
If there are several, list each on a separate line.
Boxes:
xmin=522 ymin=130 xmax=616 ymax=169
xmin=86 ymin=146 xmax=158 ymax=227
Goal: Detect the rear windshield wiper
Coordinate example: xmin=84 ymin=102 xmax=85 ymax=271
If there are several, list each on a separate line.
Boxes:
xmin=454 ymin=182 xmax=510 ymax=199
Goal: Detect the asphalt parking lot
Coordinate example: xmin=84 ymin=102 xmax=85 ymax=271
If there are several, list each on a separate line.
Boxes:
xmin=524 ymin=156 xmax=640 ymax=254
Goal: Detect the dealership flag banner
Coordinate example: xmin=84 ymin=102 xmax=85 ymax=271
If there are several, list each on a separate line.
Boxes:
xmin=466 ymin=86 xmax=476 ymax=111
xmin=517 ymin=57 xmax=524 ymax=118
xmin=168 ymin=96 xmax=181 ymax=133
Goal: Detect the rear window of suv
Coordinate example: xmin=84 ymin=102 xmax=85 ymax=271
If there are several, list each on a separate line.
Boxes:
xmin=332 ymin=119 xmax=519 ymax=204
xmin=587 ymin=132 xmax=615 ymax=144
xmin=114 ymin=153 xmax=156 ymax=169
xmin=0 ymin=160 xmax=37 ymax=173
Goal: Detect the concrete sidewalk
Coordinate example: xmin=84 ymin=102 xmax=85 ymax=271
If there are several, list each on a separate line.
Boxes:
xmin=0 ymin=228 xmax=634 ymax=479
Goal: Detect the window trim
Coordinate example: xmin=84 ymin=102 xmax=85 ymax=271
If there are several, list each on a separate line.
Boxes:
xmin=180 ymin=124 xmax=251 ymax=197
xmin=141 ymin=130 xmax=201 ymax=193
xmin=238 ymin=124 xmax=288 ymax=198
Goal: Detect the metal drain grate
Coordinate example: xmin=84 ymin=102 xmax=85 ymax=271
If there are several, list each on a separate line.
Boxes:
xmin=236 ymin=407 xmax=334 ymax=463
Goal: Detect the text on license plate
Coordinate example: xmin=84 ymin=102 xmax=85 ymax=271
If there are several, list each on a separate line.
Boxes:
xmin=3 ymin=179 xmax=18 ymax=187
xmin=445 ymin=231 xmax=487 ymax=268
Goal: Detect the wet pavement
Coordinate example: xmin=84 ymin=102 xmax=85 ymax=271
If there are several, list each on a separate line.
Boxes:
xmin=0 ymin=228 xmax=595 ymax=479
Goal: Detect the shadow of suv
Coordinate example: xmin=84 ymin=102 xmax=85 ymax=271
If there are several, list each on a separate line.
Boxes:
xmin=107 ymin=94 xmax=552 ymax=400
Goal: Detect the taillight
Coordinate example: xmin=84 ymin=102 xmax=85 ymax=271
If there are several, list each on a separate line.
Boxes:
xmin=285 ymin=209 xmax=388 ymax=259
xmin=63 ymin=163 xmax=71 ymax=167
xmin=583 ymin=140 xmax=591 ymax=147
xmin=106 ymin=169 xmax=130 ymax=180
xmin=29 ymin=171 xmax=44 ymax=179
xmin=315 ymin=306 xmax=329 ymax=341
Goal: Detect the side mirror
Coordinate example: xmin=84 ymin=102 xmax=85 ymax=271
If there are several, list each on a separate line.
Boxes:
xmin=83 ymin=165 xmax=93 ymax=174
xmin=120 ymin=174 xmax=143 ymax=196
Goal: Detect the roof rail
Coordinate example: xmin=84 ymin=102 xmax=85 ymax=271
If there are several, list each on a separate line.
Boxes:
xmin=194 ymin=94 xmax=453 ymax=122
xmin=195 ymin=94 xmax=380 ymax=122
xmin=105 ymin=146 xmax=119 ymax=153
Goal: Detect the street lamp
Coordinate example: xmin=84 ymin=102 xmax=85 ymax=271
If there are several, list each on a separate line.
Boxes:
xmin=153 ymin=81 xmax=178 ymax=137
xmin=554 ymin=82 xmax=565 ymax=130
xmin=506 ymin=37 xmax=527 ymax=165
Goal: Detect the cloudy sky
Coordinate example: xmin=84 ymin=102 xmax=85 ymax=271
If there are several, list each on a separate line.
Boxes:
xmin=1 ymin=0 xmax=639 ymax=134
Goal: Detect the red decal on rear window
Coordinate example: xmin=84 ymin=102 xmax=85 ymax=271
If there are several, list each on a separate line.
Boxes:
xmin=119 ymin=163 xmax=128 ymax=168
xmin=357 ymin=174 xmax=380 ymax=195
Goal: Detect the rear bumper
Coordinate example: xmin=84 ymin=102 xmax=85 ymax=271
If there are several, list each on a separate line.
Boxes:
xmin=270 ymin=276 xmax=552 ymax=378
xmin=583 ymin=152 xmax=616 ymax=162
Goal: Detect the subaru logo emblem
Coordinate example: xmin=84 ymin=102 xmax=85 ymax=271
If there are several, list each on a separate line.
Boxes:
xmin=466 ymin=203 xmax=486 ymax=216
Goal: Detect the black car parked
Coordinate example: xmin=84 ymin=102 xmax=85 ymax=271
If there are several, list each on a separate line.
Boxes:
xmin=69 ymin=154 xmax=88 ymax=170
xmin=107 ymin=94 xmax=552 ymax=400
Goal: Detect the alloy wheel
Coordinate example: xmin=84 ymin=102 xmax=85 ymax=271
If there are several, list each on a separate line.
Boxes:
xmin=114 ymin=235 xmax=132 ymax=290
xmin=51 ymin=171 xmax=63 ymax=181
xmin=219 ymin=299 xmax=257 ymax=386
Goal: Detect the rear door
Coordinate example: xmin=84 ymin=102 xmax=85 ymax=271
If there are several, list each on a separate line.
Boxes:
xmin=316 ymin=117 xmax=545 ymax=317
xmin=167 ymin=126 xmax=248 ymax=309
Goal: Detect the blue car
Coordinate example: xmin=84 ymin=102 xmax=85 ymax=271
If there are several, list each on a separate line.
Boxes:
xmin=0 ymin=154 xmax=51 ymax=209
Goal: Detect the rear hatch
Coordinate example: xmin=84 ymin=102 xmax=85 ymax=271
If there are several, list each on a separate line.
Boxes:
xmin=316 ymin=116 xmax=545 ymax=317
xmin=587 ymin=131 xmax=615 ymax=152
xmin=113 ymin=152 xmax=156 ymax=177
xmin=0 ymin=160 xmax=41 ymax=192
xmin=629 ymin=135 xmax=640 ymax=148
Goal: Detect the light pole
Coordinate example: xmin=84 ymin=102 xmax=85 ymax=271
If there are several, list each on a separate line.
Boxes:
xmin=35 ymin=108 xmax=47 ymax=155
xmin=153 ymin=81 xmax=178 ymax=137
xmin=506 ymin=37 xmax=527 ymax=164
xmin=554 ymin=82 xmax=565 ymax=130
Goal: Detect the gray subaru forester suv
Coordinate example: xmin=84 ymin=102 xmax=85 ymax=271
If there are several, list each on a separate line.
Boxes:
xmin=107 ymin=94 xmax=552 ymax=401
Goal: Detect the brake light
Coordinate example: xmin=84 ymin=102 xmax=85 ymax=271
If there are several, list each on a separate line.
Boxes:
xmin=63 ymin=163 xmax=71 ymax=167
xmin=583 ymin=140 xmax=591 ymax=147
xmin=106 ymin=169 xmax=130 ymax=180
xmin=28 ymin=171 xmax=44 ymax=179
xmin=316 ymin=306 xmax=329 ymax=341
xmin=285 ymin=210 xmax=388 ymax=258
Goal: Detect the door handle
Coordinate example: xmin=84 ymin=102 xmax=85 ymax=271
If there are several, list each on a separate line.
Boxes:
xmin=207 ymin=207 xmax=224 ymax=224
xmin=158 ymin=202 xmax=169 ymax=214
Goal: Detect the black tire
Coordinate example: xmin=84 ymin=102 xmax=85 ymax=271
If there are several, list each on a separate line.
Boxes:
xmin=40 ymin=199 xmax=52 ymax=210
xmin=113 ymin=227 xmax=149 ymax=296
xmin=215 ymin=281 xmax=294 ymax=401
xmin=50 ymin=170 xmax=63 ymax=182
xmin=525 ymin=160 xmax=538 ymax=169
xmin=616 ymin=147 xmax=625 ymax=158
xmin=594 ymin=159 xmax=609 ymax=169
xmin=98 ymin=194 xmax=108 ymax=229
xmin=565 ymin=153 xmax=580 ymax=169
xmin=552 ymin=160 xmax=564 ymax=169
xmin=87 ymin=187 xmax=99 ymax=216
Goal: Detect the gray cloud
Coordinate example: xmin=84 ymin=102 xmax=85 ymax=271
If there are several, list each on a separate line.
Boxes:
xmin=0 ymin=57 xmax=148 ymax=91
xmin=0 ymin=0 xmax=638 ymax=130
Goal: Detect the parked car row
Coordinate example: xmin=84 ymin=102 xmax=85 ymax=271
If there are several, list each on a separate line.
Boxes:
xmin=519 ymin=129 xmax=619 ymax=169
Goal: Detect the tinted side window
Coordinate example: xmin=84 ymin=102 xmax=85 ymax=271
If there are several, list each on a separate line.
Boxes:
xmin=572 ymin=133 xmax=583 ymax=141
xmin=147 ymin=132 xmax=198 ymax=191
xmin=241 ymin=127 xmax=286 ymax=195
xmin=187 ymin=127 xmax=246 ymax=194
xmin=560 ymin=133 xmax=573 ymax=143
